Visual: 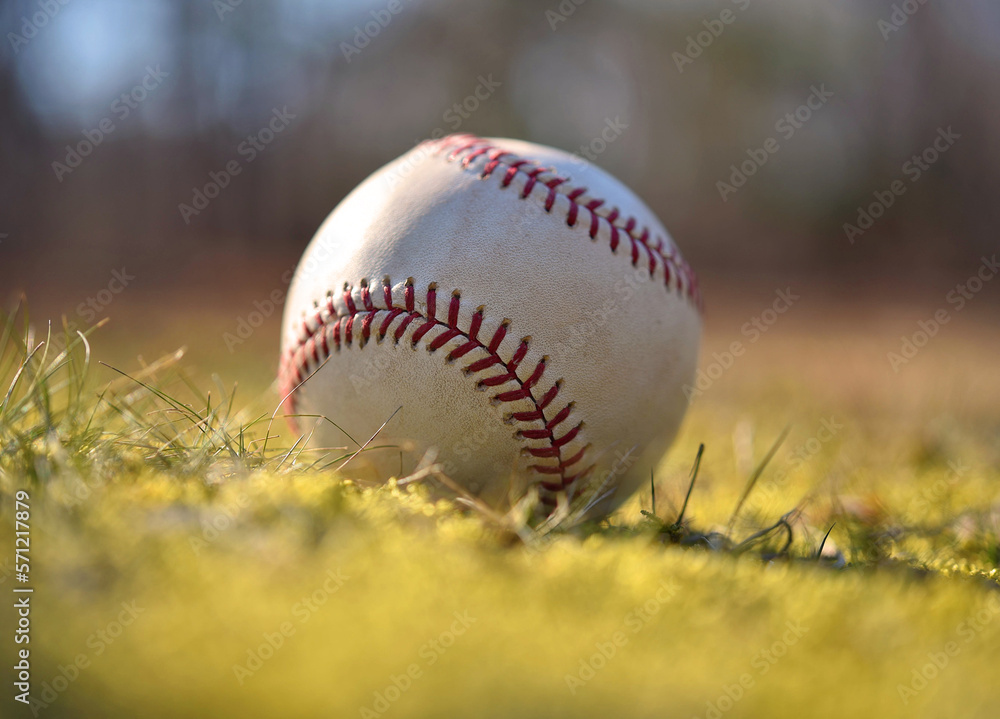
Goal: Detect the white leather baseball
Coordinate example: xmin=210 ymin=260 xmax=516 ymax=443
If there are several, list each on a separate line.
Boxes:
xmin=279 ymin=134 xmax=701 ymax=515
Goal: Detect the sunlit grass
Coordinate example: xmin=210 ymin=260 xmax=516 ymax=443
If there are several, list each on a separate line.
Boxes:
xmin=1 ymin=301 xmax=999 ymax=719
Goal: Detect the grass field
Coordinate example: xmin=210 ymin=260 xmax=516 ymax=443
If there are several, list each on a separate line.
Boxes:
xmin=2 ymin=281 xmax=999 ymax=719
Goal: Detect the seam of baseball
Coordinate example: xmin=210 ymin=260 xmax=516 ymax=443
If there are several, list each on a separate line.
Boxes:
xmin=427 ymin=133 xmax=703 ymax=312
xmin=278 ymin=279 xmax=593 ymax=503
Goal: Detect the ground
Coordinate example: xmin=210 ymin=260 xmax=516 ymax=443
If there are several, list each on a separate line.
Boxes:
xmin=1 ymin=277 xmax=998 ymax=719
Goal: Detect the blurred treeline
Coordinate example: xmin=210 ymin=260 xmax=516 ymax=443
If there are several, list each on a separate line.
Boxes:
xmin=1 ymin=0 xmax=998 ymax=290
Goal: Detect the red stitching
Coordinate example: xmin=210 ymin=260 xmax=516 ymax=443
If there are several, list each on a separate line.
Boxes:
xmin=468 ymin=310 xmax=483 ymax=341
xmin=429 ymin=133 xmax=702 ymax=310
xmin=279 ymin=133 xmax=704 ymax=507
xmin=277 ymin=281 xmax=592 ymax=500
xmin=481 ymin=150 xmax=510 ymax=177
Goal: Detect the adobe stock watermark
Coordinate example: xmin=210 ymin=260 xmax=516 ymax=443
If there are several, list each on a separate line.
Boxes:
xmin=564 ymin=579 xmax=679 ymax=694
xmin=672 ymin=0 xmax=752 ymax=73
xmin=232 ymin=569 xmax=349 ymax=685
xmin=75 ymin=268 xmax=134 ymax=324
xmin=213 ymin=0 xmax=244 ymax=21
xmin=0 ymin=556 xmax=15 ymax=586
xmin=187 ymin=491 xmax=251 ymax=554
xmin=44 ymin=267 xmax=135 ymax=356
xmin=22 ymin=600 xmax=144 ymax=713
xmin=716 ymin=84 xmax=833 ymax=202
xmin=684 ymin=287 xmax=799 ymax=401
xmin=555 ymin=268 xmax=646 ymax=357
xmin=887 ymin=255 xmax=997 ymax=372
xmin=693 ymin=620 xmax=809 ymax=719
xmin=521 ymin=446 xmax=639 ymax=542
xmin=897 ymin=593 xmax=1000 ymax=705
xmin=545 ymin=0 xmax=588 ymax=31
xmin=878 ymin=0 xmax=933 ymax=40
xmin=906 ymin=459 xmax=968 ymax=516
xmin=58 ymin=468 xmax=114 ymax=510
xmin=52 ymin=65 xmax=169 ymax=182
xmin=234 ymin=232 xmax=354 ymax=350
xmin=844 ymin=126 xmax=960 ymax=244
xmin=178 ymin=106 xmax=296 ymax=224
xmin=743 ymin=417 xmax=844 ymax=513
xmin=223 ymin=269 xmax=294 ymax=353
xmin=584 ymin=445 xmax=638 ymax=502
xmin=340 ymin=0 xmax=415 ymax=63
xmin=439 ymin=75 xmax=502 ymax=135
xmin=359 ymin=610 xmax=476 ymax=717
xmin=381 ymin=74 xmax=502 ymax=190
xmin=7 ymin=0 xmax=73 ymax=55
xmin=568 ymin=117 xmax=628 ymax=166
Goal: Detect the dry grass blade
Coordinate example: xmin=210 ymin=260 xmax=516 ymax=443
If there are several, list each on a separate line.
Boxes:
xmin=735 ymin=512 xmax=795 ymax=555
xmin=728 ymin=427 xmax=789 ymax=530
xmin=1 ymin=341 xmax=44 ymax=422
xmin=817 ymin=522 xmax=837 ymax=560
xmin=676 ymin=443 xmax=704 ymax=526
xmin=335 ymin=405 xmax=402 ymax=472
xmin=262 ymin=352 xmax=339 ymax=457
xmin=398 ymin=450 xmax=509 ymax=526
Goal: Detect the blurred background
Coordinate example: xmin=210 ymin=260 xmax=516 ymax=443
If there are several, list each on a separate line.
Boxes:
xmin=6 ymin=6 xmax=1000 ymax=718
xmin=0 ymin=0 xmax=998 ymax=382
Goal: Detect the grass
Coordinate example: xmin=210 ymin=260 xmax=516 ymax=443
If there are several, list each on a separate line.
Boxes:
xmin=1 ymin=297 xmax=999 ymax=719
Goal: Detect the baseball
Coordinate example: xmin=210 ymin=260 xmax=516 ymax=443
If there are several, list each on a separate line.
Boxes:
xmin=279 ymin=134 xmax=702 ymax=515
